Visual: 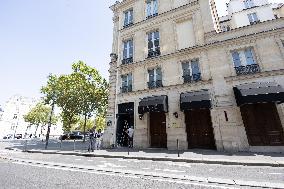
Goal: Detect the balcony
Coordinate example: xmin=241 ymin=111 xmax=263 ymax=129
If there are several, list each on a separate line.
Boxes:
xmin=122 ymin=57 xmax=133 ymax=65
xmin=182 ymin=73 xmax=202 ymax=83
xmin=146 ymin=13 xmax=158 ymax=20
xmin=147 ymin=49 xmax=160 ymax=58
xmin=250 ymin=20 xmax=260 ymax=25
xmin=234 ymin=64 xmax=260 ymax=76
xmin=123 ymin=22 xmax=134 ymax=29
xmin=147 ymin=80 xmax=163 ymax=89
xmin=121 ymin=85 xmax=132 ymax=93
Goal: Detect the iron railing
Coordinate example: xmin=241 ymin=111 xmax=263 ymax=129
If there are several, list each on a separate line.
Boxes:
xmin=121 ymin=85 xmax=132 ymax=93
xmin=234 ymin=64 xmax=260 ymax=75
xmin=148 ymin=49 xmax=160 ymax=58
xmin=122 ymin=57 xmax=133 ymax=65
xmin=182 ymin=73 xmax=202 ymax=83
xmin=147 ymin=80 xmax=163 ymax=89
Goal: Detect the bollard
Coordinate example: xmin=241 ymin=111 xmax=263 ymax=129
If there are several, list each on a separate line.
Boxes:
xmin=24 ymin=140 xmax=28 ymax=152
xmin=128 ymin=138 xmax=130 ymax=156
xmin=177 ymin=139 xmax=180 ymax=157
xmin=60 ymin=138 xmax=62 ymax=150
xmin=73 ymin=139 xmax=76 ymax=151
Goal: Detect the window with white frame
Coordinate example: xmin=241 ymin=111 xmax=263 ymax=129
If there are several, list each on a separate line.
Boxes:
xmin=148 ymin=67 xmax=162 ymax=89
xmin=121 ymin=73 xmax=132 ymax=93
xmin=247 ymin=13 xmax=259 ymax=24
xmin=244 ymin=0 xmax=254 ymax=9
xmin=146 ymin=0 xmax=158 ymax=19
xmin=124 ymin=9 xmax=133 ymax=28
xmin=181 ymin=59 xmax=201 ymax=83
xmin=231 ymin=47 xmax=260 ymax=75
xmin=147 ymin=31 xmax=160 ymax=58
xmin=122 ymin=39 xmax=133 ymax=64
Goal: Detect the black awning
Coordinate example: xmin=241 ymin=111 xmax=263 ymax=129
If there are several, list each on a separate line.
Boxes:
xmin=233 ymin=82 xmax=284 ymax=106
xmin=138 ymin=95 xmax=168 ymax=114
xmin=180 ymin=90 xmax=211 ymax=111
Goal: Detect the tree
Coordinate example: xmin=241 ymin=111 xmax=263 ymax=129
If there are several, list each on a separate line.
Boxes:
xmin=23 ymin=102 xmax=57 ymax=137
xmin=71 ymin=61 xmax=108 ymax=141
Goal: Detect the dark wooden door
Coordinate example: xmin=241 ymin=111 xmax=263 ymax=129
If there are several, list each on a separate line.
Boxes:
xmin=240 ymin=103 xmax=284 ymax=146
xmin=185 ymin=109 xmax=216 ymax=149
xmin=150 ymin=112 xmax=167 ymax=148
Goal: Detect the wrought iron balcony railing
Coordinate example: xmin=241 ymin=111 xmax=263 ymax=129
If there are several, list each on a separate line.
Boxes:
xmin=146 ymin=13 xmax=158 ymax=19
xmin=234 ymin=64 xmax=260 ymax=76
xmin=121 ymin=85 xmax=132 ymax=93
xmin=182 ymin=73 xmax=202 ymax=83
xmin=122 ymin=57 xmax=133 ymax=65
xmin=147 ymin=80 xmax=163 ymax=89
xmin=123 ymin=22 xmax=134 ymax=29
xmin=250 ymin=20 xmax=260 ymax=25
xmin=147 ymin=49 xmax=160 ymax=58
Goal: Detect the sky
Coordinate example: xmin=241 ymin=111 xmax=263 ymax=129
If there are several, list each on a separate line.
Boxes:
xmin=0 ymin=0 xmax=282 ymax=106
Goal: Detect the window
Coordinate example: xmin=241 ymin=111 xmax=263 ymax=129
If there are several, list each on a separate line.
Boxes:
xmin=148 ymin=67 xmax=162 ymax=89
xmin=146 ymin=0 xmax=158 ymax=19
xmin=221 ymin=25 xmax=231 ymax=32
xmin=247 ymin=13 xmax=259 ymax=24
xmin=122 ymin=39 xmax=133 ymax=64
xmin=147 ymin=31 xmax=160 ymax=58
xmin=231 ymin=47 xmax=260 ymax=75
xmin=124 ymin=9 xmax=133 ymax=28
xmin=244 ymin=0 xmax=254 ymax=9
xmin=281 ymin=40 xmax=284 ymax=47
xmin=121 ymin=73 xmax=132 ymax=93
xmin=182 ymin=59 xmax=201 ymax=83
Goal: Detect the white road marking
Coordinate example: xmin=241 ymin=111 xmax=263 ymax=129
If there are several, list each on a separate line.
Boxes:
xmin=11 ymin=161 xmax=235 ymax=189
xmin=142 ymin=168 xmax=150 ymax=170
xmin=98 ymin=163 xmax=126 ymax=168
xmin=155 ymin=168 xmax=162 ymax=171
xmin=75 ymin=159 xmax=81 ymax=161
xmin=163 ymin=169 xmax=186 ymax=173
xmin=87 ymin=160 xmax=93 ymax=162
xmin=269 ymin=173 xmax=283 ymax=175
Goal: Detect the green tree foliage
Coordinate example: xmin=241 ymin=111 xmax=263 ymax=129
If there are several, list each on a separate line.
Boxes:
xmin=77 ymin=119 xmax=95 ymax=132
xmin=95 ymin=115 xmax=106 ymax=131
xmin=23 ymin=102 xmax=57 ymax=137
xmin=41 ymin=61 xmax=108 ymax=136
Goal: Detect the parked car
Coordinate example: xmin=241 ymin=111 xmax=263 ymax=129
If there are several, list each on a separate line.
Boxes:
xmin=15 ymin=134 xmax=22 ymax=139
xmin=3 ymin=134 xmax=13 ymax=139
xmin=59 ymin=131 xmax=83 ymax=140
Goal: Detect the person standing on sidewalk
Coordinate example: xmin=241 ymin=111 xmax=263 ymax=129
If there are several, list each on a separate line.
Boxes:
xmin=127 ymin=126 xmax=134 ymax=148
xmin=88 ymin=129 xmax=95 ymax=152
xmin=95 ymin=129 xmax=103 ymax=150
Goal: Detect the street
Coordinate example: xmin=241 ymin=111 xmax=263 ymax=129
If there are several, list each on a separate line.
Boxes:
xmin=0 ymin=140 xmax=284 ymax=188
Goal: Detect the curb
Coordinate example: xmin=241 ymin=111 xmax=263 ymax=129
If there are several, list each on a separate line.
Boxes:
xmin=9 ymin=147 xmax=283 ymax=167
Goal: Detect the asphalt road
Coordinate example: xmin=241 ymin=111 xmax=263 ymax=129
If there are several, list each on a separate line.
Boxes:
xmin=1 ymin=140 xmax=284 ymax=188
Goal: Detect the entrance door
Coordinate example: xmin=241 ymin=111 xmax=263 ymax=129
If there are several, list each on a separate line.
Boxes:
xmin=116 ymin=114 xmax=134 ymax=147
xmin=150 ymin=112 xmax=167 ymax=148
xmin=185 ymin=109 xmax=216 ymax=149
xmin=240 ymin=103 xmax=284 ymax=146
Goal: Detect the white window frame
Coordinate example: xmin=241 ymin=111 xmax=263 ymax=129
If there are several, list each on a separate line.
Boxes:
xmin=247 ymin=13 xmax=259 ymax=24
xmin=124 ymin=9 xmax=133 ymax=26
xmin=121 ymin=73 xmax=132 ymax=88
xmin=146 ymin=0 xmax=158 ymax=18
xmin=244 ymin=0 xmax=254 ymax=9
xmin=148 ymin=31 xmax=159 ymax=52
xmin=123 ymin=39 xmax=133 ymax=59
xmin=181 ymin=59 xmax=200 ymax=76
xmin=231 ymin=48 xmax=256 ymax=67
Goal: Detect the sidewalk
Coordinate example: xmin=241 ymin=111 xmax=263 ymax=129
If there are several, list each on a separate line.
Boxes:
xmin=3 ymin=139 xmax=284 ymax=167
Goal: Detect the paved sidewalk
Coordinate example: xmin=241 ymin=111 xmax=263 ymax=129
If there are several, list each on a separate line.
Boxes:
xmin=3 ymin=139 xmax=284 ymax=167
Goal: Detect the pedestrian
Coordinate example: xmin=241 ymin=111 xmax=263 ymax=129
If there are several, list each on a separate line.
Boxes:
xmin=95 ymin=129 xmax=103 ymax=150
xmin=88 ymin=129 xmax=95 ymax=152
xmin=127 ymin=126 xmax=134 ymax=148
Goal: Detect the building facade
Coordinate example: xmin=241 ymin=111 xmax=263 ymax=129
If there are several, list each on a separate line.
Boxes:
xmin=220 ymin=0 xmax=283 ymax=32
xmin=103 ymin=0 xmax=284 ymax=153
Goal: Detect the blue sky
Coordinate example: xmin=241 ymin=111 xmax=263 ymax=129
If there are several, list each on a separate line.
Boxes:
xmin=0 ymin=0 xmax=282 ymax=105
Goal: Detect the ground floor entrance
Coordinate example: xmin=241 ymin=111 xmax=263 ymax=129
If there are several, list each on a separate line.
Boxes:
xmin=185 ymin=109 xmax=216 ymax=149
xmin=116 ymin=103 xmax=134 ymax=147
xmin=150 ymin=112 xmax=167 ymax=148
xmin=240 ymin=103 xmax=284 ymax=146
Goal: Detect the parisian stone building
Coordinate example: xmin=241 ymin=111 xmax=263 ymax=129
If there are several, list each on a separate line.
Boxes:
xmin=103 ymin=0 xmax=284 ymax=153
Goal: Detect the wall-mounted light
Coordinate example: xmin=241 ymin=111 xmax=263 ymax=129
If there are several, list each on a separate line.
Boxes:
xmin=139 ymin=114 xmax=143 ymax=120
xmin=173 ymin=112 xmax=178 ymax=118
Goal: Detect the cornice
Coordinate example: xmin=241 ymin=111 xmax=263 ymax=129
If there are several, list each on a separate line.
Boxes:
xmin=117 ymin=79 xmax=213 ymax=98
xmin=225 ymin=69 xmax=284 ymax=83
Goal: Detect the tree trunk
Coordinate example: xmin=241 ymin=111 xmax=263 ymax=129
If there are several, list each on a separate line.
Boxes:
xmin=45 ymin=103 xmax=55 ymax=150
xmin=34 ymin=125 xmax=39 ymax=137
xmin=83 ymin=113 xmax=87 ymax=143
